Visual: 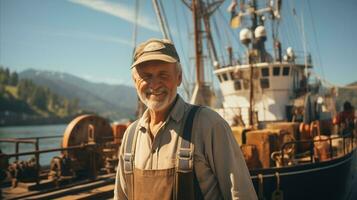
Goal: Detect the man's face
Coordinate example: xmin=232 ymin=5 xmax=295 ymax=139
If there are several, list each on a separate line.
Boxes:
xmin=132 ymin=60 xmax=182 ymax=112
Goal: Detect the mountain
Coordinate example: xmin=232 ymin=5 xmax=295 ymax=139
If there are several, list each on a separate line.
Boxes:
xmin=19 ymin=69 xmax=137 ymax=120
xmin=347 ymin=81 xmax=357 ymax=87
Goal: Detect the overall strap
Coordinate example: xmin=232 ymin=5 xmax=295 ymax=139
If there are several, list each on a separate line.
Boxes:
xmin=123 ymin=120 xmax=139 ymax=174
xmin=176 ymin=105 xmax=203 ymax=200
xmin=123 ymin=120 xmax=139 ymax=200
xmin=177 ymin=105 xmax=200 ymax=171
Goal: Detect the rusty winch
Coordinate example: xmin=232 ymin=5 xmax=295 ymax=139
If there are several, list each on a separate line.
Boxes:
xmin=48 ymin=115 xmax=126 ymax=182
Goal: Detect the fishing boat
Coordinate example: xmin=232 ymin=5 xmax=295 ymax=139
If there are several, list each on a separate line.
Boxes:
xmin=151 ymin=0 xmax=357 ymax=199
xmin=1 ymin=0 xmax=356 ymax=199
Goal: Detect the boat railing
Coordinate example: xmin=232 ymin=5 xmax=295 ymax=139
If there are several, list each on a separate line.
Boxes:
xmin=0 ymin=135 xmax=63 ymax=169
xmin=280 ymin=133 xmax=355 ymax=166
xmin=217 ymin=49 xmax=312 ymax=68
xmin=0 ymin=135 xmax=120 ymax=186
xmin=0 ymin=135 xmax=120 ymax=161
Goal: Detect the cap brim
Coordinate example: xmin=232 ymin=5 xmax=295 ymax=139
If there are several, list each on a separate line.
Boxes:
xmin=131 ymin=54 xmax=177 ymax=68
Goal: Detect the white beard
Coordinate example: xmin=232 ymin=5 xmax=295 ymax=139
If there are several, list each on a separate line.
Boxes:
xmin=138 ymin=87 xmax=176 ymax=111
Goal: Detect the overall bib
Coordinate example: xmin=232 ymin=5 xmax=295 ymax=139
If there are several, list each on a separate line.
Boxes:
xmin=122 ymin=105 xmax=203 ymax=200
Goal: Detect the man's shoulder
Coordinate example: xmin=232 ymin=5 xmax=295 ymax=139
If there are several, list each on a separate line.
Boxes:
xmin=194 ymin=105 xmax=226 ymax=125
xmin=121 ymin=119 xmax=140 ymax=143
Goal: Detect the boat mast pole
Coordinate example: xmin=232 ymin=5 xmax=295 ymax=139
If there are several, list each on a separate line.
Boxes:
xmin=248 ymin=0 xmax=258 ymax=127
xmin=183 ymin=0 xmax=222 ymax=106
xmin=192 ymin=0 xmax=203 ymax=86
xmin=249 ymin=54 xmax=254 ymax=126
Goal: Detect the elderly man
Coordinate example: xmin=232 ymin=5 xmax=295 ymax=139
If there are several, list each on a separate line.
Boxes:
xmin=114 ymin=38 xmax=257 ymax=200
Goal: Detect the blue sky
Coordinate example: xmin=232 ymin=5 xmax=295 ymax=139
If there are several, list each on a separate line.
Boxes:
xmin=1 ymin=0 xmax=357 ymax=87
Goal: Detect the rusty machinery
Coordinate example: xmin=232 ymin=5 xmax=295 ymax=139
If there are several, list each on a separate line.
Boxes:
xmin=49 ymin=115 xmax=120 ymax=181
xmin=0 ymin=114 xmax=127 ymax=189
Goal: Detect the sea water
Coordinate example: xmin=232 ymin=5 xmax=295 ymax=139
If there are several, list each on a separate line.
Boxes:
xmin=0 ymin=124 xmax=67 ymax=166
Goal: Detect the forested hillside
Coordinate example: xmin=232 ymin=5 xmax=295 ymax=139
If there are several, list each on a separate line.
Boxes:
xmin=19 ymin=69 xmax=137 ymax=120
xmin=0 ymin=66 xmax=83 ymax=126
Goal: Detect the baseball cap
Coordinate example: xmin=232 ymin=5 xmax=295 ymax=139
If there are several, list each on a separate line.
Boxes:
xmin=131 ymin=38 xmax=180 ymax=68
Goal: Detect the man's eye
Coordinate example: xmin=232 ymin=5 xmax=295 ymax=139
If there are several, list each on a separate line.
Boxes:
xmin=160 ymin=74 xmax=169 ymax=79
xmin=142 ymin=75 xmax=151 ymax=80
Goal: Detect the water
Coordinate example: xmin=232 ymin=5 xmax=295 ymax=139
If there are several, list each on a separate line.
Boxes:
xmin=0 ymin=124 xmax=67 ymax=166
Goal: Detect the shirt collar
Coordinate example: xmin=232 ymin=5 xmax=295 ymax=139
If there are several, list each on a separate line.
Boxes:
xmin=137 ymin=95 xmax=186 ymax=131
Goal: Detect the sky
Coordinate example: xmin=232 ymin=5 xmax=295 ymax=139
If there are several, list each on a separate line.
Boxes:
xmin=1 ymin=0 xmax=357 ymax=88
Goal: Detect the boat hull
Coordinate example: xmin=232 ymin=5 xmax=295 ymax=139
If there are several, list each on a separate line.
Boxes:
xmin=250 ymin=149 xmax=357 ymax=200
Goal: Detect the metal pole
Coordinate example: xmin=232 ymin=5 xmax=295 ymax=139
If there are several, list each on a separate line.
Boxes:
xmin=15 ymin=142 xmax=19 ymax=161
xmin=193 ymin=0 xmax=203 ymax=86
xmin=249 ymin=52 xmax=254 ymax=126
xmin=35 ymin=138 xmax=40 ymax=186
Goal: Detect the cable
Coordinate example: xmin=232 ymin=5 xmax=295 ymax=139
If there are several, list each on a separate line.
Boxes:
xmin=172 ymin=0 xmax=191 ymax=96
xmin=306 ymin=0 xmax=325 ymax=79
xmin=132 ymin=0 xmax=140 ymax=49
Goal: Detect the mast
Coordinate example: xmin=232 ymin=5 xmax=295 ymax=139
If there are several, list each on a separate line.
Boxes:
xmin=192 ymin=0 xmax=204 ymax=85
xmin=249 ymin=0 xmax=258 ymax=127
xmin=237 ymin=0 xmax=280 ymax=126
xmin=182 ymin=0 xmax=223 ymax=106
xmin=249 ymin=52 xmax=254 ymax=126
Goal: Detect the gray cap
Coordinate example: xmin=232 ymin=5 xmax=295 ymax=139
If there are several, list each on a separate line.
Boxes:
xmin=131 ymin=38 xmax=180 ymax=68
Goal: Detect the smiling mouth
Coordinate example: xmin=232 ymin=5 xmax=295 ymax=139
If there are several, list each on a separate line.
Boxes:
xmin=146 ymin=90 xmax=167 ymax=98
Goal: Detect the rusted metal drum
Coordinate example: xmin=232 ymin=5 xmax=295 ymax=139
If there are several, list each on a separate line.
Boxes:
xmin=62 ymin=115 xmax=113 ymax=174
xmin=298 ymin=123 xmax=313 ymax=152
xmin=241 ymin=144 xmax=262 ymax=169
xmin=112 ymin=123 xmax=127 ymax=145
xmin=313 ymin=135 xmax=331 ymax=161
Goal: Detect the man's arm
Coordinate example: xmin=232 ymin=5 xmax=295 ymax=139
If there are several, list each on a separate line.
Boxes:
xmin=194 ymin=108 xmax=257 ymax=200
xmin=113 ymin=125 xmax=132 ymax=200
xmin=209 ymin=119 xmax=257 ymax=200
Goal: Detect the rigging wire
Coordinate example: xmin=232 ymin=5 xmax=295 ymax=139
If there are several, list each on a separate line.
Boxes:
xmin=212 ymin=13 xmax=226 ymax=66
xmin=132 ymin=0 xmax=140 ymax=49
xmin=281 ymin=1 xmax=295 ymax=48
xmin=217 ymin=7 xmax=245 ymax=60
xmin=279 ymin=17 xmax=292 ymax=49
xmin=152 ymin=0 xmax=171 ymax=40
xmin=288 ymin=0 xmax=305 ymax=55
xmin=306 ymin=0 xmax=325 ymax=79
xmin=180 ymin=2 xmax=196 ymax=87
xmin=157 ymin=0 xmax=173 ymax=40
xmin=283 ymin=1 xmax=300 ymax=51
xmin=300 ymin=14 xmax=309 ymax=75
xmin=172 ymin=0 xmax=191 ymax=97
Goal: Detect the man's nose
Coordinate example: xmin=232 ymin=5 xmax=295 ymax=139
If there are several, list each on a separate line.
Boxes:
xmin=148 ymin=77 xmax=161 ymax=89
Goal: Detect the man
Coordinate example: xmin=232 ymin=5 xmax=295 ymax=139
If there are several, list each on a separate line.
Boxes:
xmin=114 ymin=38 xmax=257 ymax=200
xmin=334 ymin=101 xmax=355 ymax=135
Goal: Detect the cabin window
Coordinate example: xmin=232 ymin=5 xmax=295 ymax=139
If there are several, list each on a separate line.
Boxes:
xmin=234 ymin=80 xmax=242 ymax=90
xmin=222 ymin=73 xmax=228 ymax=81
xmin=261 ymin=68 xmax=269 ymax=77
xmin=243 ymin=79 xmax=250 ymax=90
xmin=273 ymin=67 xmax=280 ymax=76
xmin=282 ymin=67 xmax=290 ymax=76
xmin=217 ymin=75 xmax=222 ymax=83
xmin=260 ymin=78 xmax=270 ymax=89
xmin=230 ymin=71 xmax=235 ymax=80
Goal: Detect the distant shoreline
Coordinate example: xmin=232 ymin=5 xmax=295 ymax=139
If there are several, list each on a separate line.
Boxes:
xmin=0 ymin=114 xmax=78 ymax=127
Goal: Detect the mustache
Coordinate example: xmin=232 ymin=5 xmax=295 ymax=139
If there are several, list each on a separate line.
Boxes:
xmin=145 ymin=87 xmax=167 ymax=95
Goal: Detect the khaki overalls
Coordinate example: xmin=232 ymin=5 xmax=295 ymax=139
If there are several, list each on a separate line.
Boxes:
xmin=121 ymin=106 xmax=203 ymax=200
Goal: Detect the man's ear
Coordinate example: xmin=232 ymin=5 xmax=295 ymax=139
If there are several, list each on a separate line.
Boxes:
xmin=177 ymin=72 xmax=182 ymax=86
